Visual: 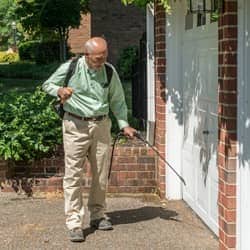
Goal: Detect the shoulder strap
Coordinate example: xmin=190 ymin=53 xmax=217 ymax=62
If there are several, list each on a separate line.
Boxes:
xmin=63 ymin=56 xmax=81 ymax=87
xmin=105 ymin=63 xmax=113 ymax=86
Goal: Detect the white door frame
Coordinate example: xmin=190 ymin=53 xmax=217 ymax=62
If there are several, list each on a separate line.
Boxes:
xmin=237 ymin=0 xmax=250 ymax=249
xmin=165 ymin=0 xmax=184 ymax=199
xmin=146 ymin=3 xmax=155 ymax=144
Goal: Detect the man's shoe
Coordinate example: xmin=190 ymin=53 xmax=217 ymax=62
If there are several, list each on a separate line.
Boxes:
xmin=90 ymin=218 xmax=113 ymax=230
xmin=69 ymin=227 xmax=85 ymax=242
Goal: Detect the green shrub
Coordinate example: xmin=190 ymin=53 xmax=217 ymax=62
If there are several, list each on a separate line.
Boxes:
xmin=0 ymin=88 xmax=62 ymax=162
xmin=35 ymin=41 xmax=60 ymax=64
xmin=117 ymin=46 xmax=138 ymax=80
xmin=18 ymin=40 xmax=71 ymax=64
xmin=18 ymin=41 xmax=40 ymax=61
xmin=18 ymin=40 xmax=60 ymax=64
xmin=0 ymin=51 xmax=19 ymax=63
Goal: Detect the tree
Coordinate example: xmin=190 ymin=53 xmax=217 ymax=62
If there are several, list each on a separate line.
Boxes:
xmin=15 ymin=0 xmax=89 ymax=61
xmin=0 ymin=0 xmax=21 ymax=50
xmin=121 ymin=0 xmax=171 ymax=12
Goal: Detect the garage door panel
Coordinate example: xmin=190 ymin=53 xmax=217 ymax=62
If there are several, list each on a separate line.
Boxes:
xmin=182 ymin=19 xmax=218 ymax=235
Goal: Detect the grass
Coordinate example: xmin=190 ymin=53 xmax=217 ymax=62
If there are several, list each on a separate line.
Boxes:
xmin=0 ymin=78 xmax=41 ymax=93
xmin=0 ymin=61 xmax=58 ymax=94
xmin=0 ymin=62 xmax=60 ymax=80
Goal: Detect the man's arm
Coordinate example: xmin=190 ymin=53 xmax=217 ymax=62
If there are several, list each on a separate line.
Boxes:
xmin=42 ymin=61 xmax=71 ymax=97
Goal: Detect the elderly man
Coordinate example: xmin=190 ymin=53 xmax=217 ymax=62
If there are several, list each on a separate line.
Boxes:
xmin=42 ymin=37 xmax=136 ymax=242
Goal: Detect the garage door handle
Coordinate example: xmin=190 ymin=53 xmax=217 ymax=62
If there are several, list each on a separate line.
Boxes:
xmin=202 ymin=130 xmax=210 ymax=135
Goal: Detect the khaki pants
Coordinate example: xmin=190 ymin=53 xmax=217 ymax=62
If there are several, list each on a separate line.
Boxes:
xmin=62 ymin=112 xmax=111 ymax=230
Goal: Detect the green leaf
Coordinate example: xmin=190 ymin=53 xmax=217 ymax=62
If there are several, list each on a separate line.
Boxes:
xmin=0 ymin=87 xmax=62 ymax=161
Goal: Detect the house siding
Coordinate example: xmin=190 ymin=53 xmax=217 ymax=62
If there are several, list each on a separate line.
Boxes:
xmin=218 ymin=1 xmax=238 ymax=249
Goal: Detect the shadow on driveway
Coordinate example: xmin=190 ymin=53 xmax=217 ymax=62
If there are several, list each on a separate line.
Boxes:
xmin=84 ymin=206 xmax=180 ymax=237
xmin=107 ymin=206 xmax=180 ymax=224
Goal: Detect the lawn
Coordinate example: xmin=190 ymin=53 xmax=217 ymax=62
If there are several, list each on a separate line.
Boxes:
xmin=0 ymin=78 xmax=41 ymax=93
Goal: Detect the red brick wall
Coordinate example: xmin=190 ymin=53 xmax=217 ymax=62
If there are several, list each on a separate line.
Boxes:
xmin=154 ymin=1 xmax=166 ymax=198
xmin=218 ymin=1 xmax=237 ymax=249
xmin=0 ymin=158 xmax=8 ymax=183
xmin=68 ymin=14 xmax=91 ymax=54
xmin=1 ymin=145 xmax=156 ymax=195
xmin=90 ymin=0 xmax=146 ymax=64
xmin=67 ymin=1 xmax=146 ymax=64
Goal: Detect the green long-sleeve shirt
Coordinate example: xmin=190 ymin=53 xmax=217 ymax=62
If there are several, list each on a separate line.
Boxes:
xmin=42 ymin=56 xmax=129 ymax=129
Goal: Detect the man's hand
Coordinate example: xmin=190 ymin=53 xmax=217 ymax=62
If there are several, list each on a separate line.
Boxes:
xmin=57 ymin=87 xmax=73 ymax=104
xmin=122 ymin=126 xmax=137 ymax=138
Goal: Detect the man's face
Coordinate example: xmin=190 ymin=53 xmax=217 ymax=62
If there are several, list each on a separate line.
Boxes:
xmin=85 ymin=50 xmax=108 ymax=70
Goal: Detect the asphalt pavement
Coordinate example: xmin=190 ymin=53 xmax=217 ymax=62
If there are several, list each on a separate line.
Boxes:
xmin=0 ymin=192 xmax=218 ymax=250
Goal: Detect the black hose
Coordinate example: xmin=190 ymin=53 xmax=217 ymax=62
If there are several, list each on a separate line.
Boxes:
xmin=108 ymin=131 xmax=123 ymax=179
xmin=108 ymin=131 xmax=186 ymax=186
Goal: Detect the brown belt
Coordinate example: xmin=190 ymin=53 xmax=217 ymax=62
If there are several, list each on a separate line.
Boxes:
xmin=67 ymin=112 xmax=107 ymax=121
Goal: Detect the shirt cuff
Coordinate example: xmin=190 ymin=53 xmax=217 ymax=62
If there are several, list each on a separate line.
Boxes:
xmin=51 ymin=86 xmax=61 ymax=97
xmin=118 ymin=119 xmax=129 ymax=130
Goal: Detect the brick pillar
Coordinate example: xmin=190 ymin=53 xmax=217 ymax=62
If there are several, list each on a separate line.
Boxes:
xmin=154 ymin=1 xmax=166 ymax=198
xmin=0 ymin=158 xmax=8 ymax=183
xmin=218 ymin=1 xmax=237 ymax=249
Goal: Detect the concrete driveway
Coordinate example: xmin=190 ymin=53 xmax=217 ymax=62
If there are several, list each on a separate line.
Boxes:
xmin=0 ymin=192 xmax=218 ymax=249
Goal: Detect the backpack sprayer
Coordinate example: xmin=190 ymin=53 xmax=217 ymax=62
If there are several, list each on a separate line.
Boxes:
xmin=108 ymin=131 xmax=186 ymax=186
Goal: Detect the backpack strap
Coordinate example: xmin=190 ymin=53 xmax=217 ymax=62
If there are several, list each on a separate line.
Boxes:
xmin=104 ymin=63 xmax=113 ymax=87
xmin=63 ymin=58 xmax=113 ymax=88
xmin=63 ymin=56 xmax=81 ymax=87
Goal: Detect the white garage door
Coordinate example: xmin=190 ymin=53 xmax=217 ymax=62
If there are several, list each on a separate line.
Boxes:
xmin=181 ymin=12 xmax=219 ymax=234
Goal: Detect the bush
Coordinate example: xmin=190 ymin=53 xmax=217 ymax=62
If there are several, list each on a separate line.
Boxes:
xmin=18 ymin=40 xmax=61 ymax=64
xmin=0 ymin=88 xmax=62 ymax=162
xmin=35 ymin=41 xmax=60 ymax=64
xmin=18 ymin=41 xmax=39 ymax=61
xmin=18 ymin=40 xmax=71 ymax=64
xmin=117 ymin=46 xmax=138 ymax=80
xmin=0 ymin=51 xmax=19 ymax=63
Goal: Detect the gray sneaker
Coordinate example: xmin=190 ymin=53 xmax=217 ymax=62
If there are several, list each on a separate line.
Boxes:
xmin=69 ymin=227 xmax=85 ymax=242
xmin=90 ymin=218 xmax=113 ymax=230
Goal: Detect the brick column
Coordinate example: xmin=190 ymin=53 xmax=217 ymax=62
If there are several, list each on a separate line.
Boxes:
xmin=0 ymin=158 xmax=8 ymax=183
xmin=154 ymin=1 xmax=166 ymax=198
xmin=218 ymin=1 xmax=237 ymax=249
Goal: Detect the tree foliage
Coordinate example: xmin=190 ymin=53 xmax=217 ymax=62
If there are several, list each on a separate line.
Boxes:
xmin=15 ymin=0 xmax=89 ymax=61
xmin=0 ymin=0 xmax=21 ymax=50
xmin=121 ymin=0 xmax=171 ymax=12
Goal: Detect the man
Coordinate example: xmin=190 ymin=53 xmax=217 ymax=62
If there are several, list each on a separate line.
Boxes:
xmin=42 ymin=37 xmax=136 ymax=242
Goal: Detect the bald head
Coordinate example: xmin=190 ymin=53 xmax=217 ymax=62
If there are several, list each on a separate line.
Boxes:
xmin=84 ymin=37 xmax=107 ymax=54
xmin=84 ymin=37 xmax=108 ymax=70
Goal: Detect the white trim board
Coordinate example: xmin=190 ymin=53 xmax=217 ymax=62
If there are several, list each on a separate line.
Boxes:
xmin=237 ymin=0 xmax=250 ymax=249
